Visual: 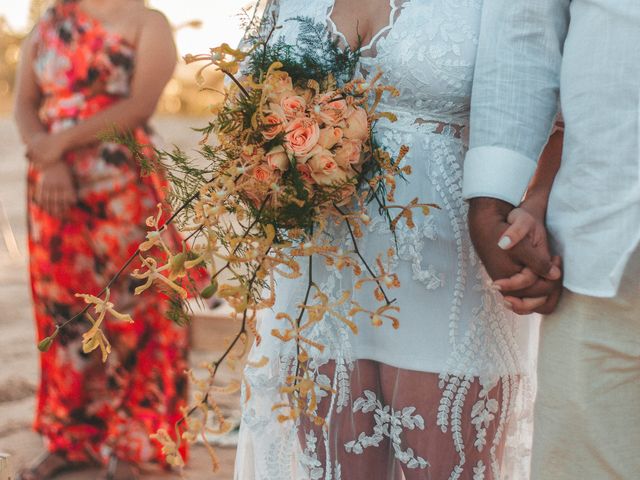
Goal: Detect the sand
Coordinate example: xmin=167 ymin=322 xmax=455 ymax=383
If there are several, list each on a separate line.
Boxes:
xmin=0 ymin=116 xmax=239 ymax=479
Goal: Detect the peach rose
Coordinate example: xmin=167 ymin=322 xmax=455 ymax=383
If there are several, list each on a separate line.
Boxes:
xmin=336 ymin=183 xmax=357 ymax=206
xmin=295 ymin=87 xmax=314 ymax=105
xmin=265 ymin=146 xmax=290 ymax=171
xmin=253 ymin=165 xmax=274 ymax=183
xmin=243 ymin=189 xmax=264 ymax=208
xmin=342 ymin=107 xmax=369 ymax=140
xmin=281 ymin=95 xmax=307 ymax=119
xmin=266 ymin=103 xmax=286 ymax=117
xmin=262 ymin=113 xmax=285 ymax=140
xmin=318 ymin=126 xmax=343 ymax=150
xmin=284 ymin=118 xmax=320 ymax=157
xmin=308 ymin=148 xmax=347 ymax=185
xmin=296 ymin=163 xmax=315 ymax=185
xmin=333 ymin=139 xmax=363 ymax=168
xmin=241 ymin=145 xmax=265 ymax=164
xmin=314 ymin=94 xmax=348 ymax=126
xmin=264 ymin=70 xmax=294 ymax=103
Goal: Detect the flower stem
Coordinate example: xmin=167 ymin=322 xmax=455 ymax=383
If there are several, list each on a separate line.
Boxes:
xmin=293 ymin=253 xmax=314 ymax=384
xmin=176 ymin=245 xmax=272 ymax=431
xmin=56 ymin=192 xmax=201 ymax=332
xmin=334 ymin=204 xmax=395 ymax=306
xmin=222 ymin=69 xmax=251 ymax=99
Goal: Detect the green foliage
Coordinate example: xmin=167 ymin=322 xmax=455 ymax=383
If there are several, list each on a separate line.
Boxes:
xmin=246 ymin=17 xmax=361 ymax=88
xmin=166 ymin=295 xmax=191 ymax=327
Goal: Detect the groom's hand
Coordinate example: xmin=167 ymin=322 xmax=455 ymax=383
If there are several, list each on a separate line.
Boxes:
xmin=468 ymin=197 xmax=562 ymax=312
xmin=500 ymin=256 xmax=563 ymax=315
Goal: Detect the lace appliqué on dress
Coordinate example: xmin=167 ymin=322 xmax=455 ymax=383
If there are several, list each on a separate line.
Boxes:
xmin=345 ymin=390 xmax=429 ymax=470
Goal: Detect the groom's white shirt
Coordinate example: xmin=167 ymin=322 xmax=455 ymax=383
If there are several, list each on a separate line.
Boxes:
xmin=463 ymin=0 xmax=640 ymax=298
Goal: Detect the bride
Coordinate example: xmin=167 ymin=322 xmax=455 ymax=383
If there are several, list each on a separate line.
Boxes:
xmin=235 ymin=1 xmax=560 ymax=478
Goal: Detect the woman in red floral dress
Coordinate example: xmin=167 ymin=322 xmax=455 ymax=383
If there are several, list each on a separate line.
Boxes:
xmin=14 ymin=1 xmax=190 ymax=478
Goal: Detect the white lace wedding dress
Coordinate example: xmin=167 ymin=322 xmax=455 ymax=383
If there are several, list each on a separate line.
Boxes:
xmin=235 ymin=1 xmax=539 ymax=479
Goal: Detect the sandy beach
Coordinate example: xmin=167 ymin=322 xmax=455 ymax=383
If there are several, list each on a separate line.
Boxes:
xmin=0 ymin=115 xmax=239 ymax=479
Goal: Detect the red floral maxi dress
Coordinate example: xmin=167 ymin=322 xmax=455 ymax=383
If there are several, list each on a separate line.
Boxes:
xmin=28 ymin=2 xmax=189 ymax=465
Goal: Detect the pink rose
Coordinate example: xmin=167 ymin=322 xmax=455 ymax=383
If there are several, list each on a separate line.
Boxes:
xmin=265 ymin=146 xmax=290 ymax=171
xmin=318 ymin=126 xmax=343 ymax=150
xmin=284 ymin=118 xmax=320 ymax=157
xmin=342 ymin=107 xmax=369 ymax=140
xmin=262 ymin=113 xmax=285 ymax=140
xmin=280 ymin=95 xmax=307 ymax=119
xmin=333 ymin=139 xmax=363 ymax=168
xmin=308 ymin=148 xmax=347 ymax=185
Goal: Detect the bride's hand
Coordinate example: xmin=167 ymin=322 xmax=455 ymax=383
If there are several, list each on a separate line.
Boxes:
xmin=493 ymin=206 xmax=563 ymax=314
xmin=498 ymin=207 xmax=547 ymax=252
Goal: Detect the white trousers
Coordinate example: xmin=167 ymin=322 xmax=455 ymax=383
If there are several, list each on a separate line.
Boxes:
xmin=531 ymin=251 xmax=640 ymax=479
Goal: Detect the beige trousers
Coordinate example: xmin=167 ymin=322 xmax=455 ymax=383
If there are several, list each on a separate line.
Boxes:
xmin=531 ymin=251 xmax=640 ymax=479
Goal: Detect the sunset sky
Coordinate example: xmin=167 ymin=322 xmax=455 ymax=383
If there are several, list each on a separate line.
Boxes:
xmin=0 ymin=1 xmax=251 ymax=55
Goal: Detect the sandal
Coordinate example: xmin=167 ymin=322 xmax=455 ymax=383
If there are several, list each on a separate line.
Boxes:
xmin=101 ymin=455 xmax=140 ymax=480
xmin=16 ymin=452 xmax=89 ymax=480
xmin=207 ymin=296 xmax=224 ymax=310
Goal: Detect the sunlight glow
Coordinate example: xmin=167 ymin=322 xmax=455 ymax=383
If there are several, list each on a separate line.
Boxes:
xmin=0 ymin=1 xmax=252 ymax=55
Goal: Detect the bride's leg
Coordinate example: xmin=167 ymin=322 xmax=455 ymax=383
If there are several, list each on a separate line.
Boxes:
xmin=297 ymin=359 xmax=395 ymax=479
xmin=379 ymin=364 xmax=506 ymax=480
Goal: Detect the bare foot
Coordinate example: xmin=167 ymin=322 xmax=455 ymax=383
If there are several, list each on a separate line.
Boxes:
xmin=101 ymin=456 xmax=140 ymax=480
xmin=17 ymin=452 xmax=88 ymax=480
xmin=207 ymin=296 xmax=223 ymax=309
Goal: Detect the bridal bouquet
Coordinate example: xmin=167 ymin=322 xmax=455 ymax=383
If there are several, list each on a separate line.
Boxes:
xmin=205 ymin=57 xmax=373 ymax=228
xmin=41 ymin=15 xmax=435 ymax=471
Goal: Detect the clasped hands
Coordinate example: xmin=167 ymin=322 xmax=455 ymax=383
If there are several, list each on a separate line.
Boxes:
xmin=26 ymin=132 xmax=77 ymax=218
xmin=469 ymin=197 xmax=563 ymax=315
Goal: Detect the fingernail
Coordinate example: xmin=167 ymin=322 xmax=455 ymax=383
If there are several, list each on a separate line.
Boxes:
xmin=491 ymin=283 xmax=502 ymax=292
xmin=504 ymin=301 xmax=513 ymax=310
xmin=550 ymin=265 xmax=561 ymax=279
xmin=498 ymin=236 xmax=512 ymax=250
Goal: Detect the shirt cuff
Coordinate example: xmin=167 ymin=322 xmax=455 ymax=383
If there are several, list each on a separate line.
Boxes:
xmin=462 ymin=146 xmax=538 ymax=206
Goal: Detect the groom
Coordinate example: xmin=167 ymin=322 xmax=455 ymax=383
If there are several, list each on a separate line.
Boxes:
xmin=464 ymin=1 xmax=640 ymax=479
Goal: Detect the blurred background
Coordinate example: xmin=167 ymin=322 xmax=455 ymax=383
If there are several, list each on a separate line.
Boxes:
xmin=0 ymin=1 xmax=252 ymax=478
xmin=0 ymin=0 xmax=252 ymax=115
